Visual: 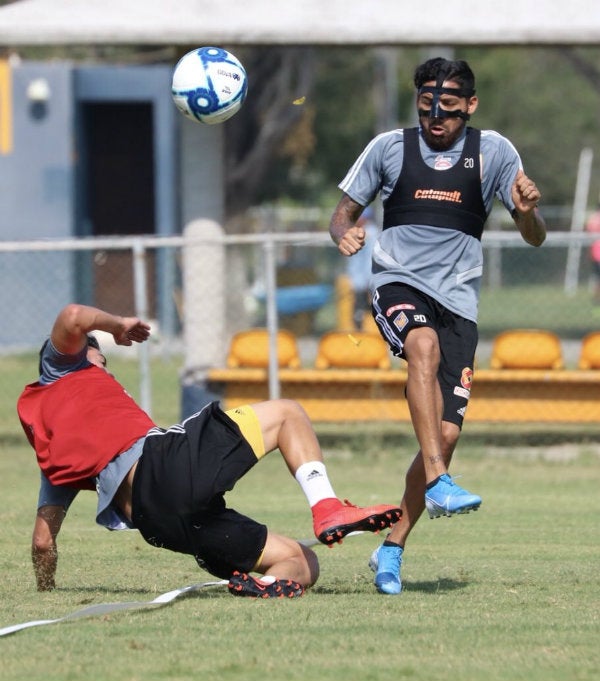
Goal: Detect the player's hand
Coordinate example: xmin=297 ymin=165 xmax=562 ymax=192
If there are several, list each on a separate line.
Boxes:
xmin=337 ymin=225 xmax=366 ymax=256
xmin=114 ymin=318 xmax=151 ymax=346
xmin=512 ymin=169 xmax=541 ymax=214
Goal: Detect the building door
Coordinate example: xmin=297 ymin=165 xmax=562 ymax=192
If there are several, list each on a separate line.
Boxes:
xmin=80 ymin=102 xmax=156 ymax=315
xmin=74 ymin=65 xmax=178 ymax=332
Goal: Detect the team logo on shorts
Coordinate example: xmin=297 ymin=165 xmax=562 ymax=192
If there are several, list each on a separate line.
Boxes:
xmin=394 ymin=311 xmax=409 ymax=332
xmin=386 ymin=303 xmax=416 ymax=317
xmin=461 ymin=367 xmax=473 ymax=390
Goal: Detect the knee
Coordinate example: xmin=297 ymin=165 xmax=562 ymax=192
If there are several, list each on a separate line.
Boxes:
xmin=281 ymin=398 xmax=308 ymax=417
xmin=259 ymin=532 xmax=320 ymax=587
xmin=32 ymin=529 xmax=56 ymax=556
xmin=279 ymin=542 xmax=320 ymax=588
xmin=300 ymin=545 xmax=320 ymax=587
xmin=405 ymin=328 xmax=440 ymax=367
xmin=441 ymin=421 xmax=461 ymax=462
xmin=288 ymin=541 xmax=320 ymax=587
xmin=274 ymin=398 xmax=311 ymax=426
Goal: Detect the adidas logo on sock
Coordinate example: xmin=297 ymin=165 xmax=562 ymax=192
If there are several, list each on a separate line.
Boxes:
xmin=306 ymin=469 xmax=323 ymax=480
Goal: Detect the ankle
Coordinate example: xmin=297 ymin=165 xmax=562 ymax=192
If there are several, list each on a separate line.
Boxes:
xmin=426 ymin=473 xmax=450 ymax=489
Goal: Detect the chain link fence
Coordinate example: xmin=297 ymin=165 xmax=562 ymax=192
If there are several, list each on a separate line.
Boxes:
xmin=2 ymin=213 xmax=600 ymax=439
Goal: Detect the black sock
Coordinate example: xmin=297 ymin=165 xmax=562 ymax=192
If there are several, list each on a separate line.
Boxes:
xmin=426 ymin=475 xmax=442 ymax=490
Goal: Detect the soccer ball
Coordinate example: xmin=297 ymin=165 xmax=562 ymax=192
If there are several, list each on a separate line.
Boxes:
xmin=171 ymin=46 xmax=247 ymax=125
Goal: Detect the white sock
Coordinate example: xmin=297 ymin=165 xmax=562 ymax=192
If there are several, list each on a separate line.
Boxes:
xmin=258 ymin=575 xmax=276 ymax=584
xmin=294 ymin=461 xmax=337 ymax=508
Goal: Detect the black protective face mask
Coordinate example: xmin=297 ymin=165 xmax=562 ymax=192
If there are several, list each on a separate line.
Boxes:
xmin=417 ymin=84 xmax=475 ymax=120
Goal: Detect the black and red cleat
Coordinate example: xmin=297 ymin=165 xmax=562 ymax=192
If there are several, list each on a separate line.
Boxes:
xmin=228 ymin=571 xmax=305 ymax=599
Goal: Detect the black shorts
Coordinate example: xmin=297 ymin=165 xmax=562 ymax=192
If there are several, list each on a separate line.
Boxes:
xmin=372 ymin=283 xmax=477 ymax=428
xmin=131 ymin=402 xmax=268 ymax=579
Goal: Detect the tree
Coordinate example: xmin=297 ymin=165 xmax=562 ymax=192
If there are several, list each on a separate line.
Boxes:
xmin=463 ymin=46 xmax=600 ymax=211
xmin=7 ymin=40 xmax=600 ymax=219
xmin=226 ymin=45 xmax=600 ymax=219
xmin=224 ymin=47 xmax=317 ymax=218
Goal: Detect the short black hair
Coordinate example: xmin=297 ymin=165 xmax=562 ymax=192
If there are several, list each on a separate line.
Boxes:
xmin=414 ymin=57 xmax=476 ymax=95
xmin=38 ymin=334 xmax=101 ymax=374
xmin=86 ymin=334 xmax=101 ymax=352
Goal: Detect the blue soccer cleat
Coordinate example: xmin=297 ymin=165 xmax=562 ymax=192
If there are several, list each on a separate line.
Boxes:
xmin=425 ymin=474 xmax=482 ymax=518
xmin=369 ymin=544 xmax=403 ymax=595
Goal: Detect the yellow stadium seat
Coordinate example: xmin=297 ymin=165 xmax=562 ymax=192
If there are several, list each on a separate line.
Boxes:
xmin=315 ymin=331 xmax=391 ymax=369
xmin=226 ymin=328 xmax=301 ymax=369
xmin=489 ymin=329 xmax=564 ymax=370
xmin=577 ymin=331 xmax=600 ymax=369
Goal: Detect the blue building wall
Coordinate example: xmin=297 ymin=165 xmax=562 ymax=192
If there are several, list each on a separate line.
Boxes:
xmin=0 ymin=60 xmax=223 ymax=349
xmin=0 ymin=63 xmax=75 ymax=240
xmin=0 ymin=63 xmax=75 ymax=347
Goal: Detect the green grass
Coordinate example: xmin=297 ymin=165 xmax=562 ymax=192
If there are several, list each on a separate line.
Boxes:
xmin=2 ymin=327 xmax=600 ymax=681
xmin=1 ymin=432 xmax=599 ymax=681
xmin=478 ymin=284 xmax=600 ymax=338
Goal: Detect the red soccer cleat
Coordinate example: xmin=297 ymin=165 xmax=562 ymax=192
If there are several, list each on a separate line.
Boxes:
xmin=312 ymin=498 xmax=402 ymax=546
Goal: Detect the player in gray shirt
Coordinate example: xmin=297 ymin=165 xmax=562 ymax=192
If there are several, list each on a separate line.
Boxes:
xmin=329 ymin=56 xmax=546 ymax=595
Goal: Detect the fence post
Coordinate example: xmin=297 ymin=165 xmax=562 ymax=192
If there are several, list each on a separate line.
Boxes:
xmin=263 ymin=235 xmax=280 ymax=400
xmin=132 ymin=239 xmax=152 ymax=415
xmin=564 ymin=147 xmax=593 ymax=296
xmin=180 ymin=220 xmax=226 ymax=418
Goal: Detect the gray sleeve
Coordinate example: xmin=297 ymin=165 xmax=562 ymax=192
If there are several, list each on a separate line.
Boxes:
xmin=338 ymin=129 xmax=404 ymax=206
xmin=39 ymin=339 xmax=89 ymax=385
xmin=480 ymin=130 xmax=522 ymax=214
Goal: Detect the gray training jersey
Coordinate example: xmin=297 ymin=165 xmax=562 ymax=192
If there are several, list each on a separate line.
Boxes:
xmin=338 ymin=127 xmax=522 ymax=322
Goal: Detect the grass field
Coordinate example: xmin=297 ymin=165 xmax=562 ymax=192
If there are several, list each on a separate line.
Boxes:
xmin=1 ymin=423 xmax=599 ymax=681
xmin=477 ymin=284 xmax=600 ymax=339
xmin=1 ymin=347 xmax=599 ymax=680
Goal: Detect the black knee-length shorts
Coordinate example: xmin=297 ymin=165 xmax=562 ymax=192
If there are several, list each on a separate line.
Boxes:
xmin=372 ymin=282 xmax=478 ymax=428
xmin=131 ymin=402 xmax=268 ymax=579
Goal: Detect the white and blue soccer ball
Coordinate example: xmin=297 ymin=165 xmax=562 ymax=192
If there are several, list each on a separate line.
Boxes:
xmin=171 ymin=47 xmax=248 ymax=125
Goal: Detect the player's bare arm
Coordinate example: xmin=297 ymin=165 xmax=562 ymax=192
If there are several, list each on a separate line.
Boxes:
xmin=329 ymin=194 xmax=368 ymax=256
xmin=50 ymin=304 xmax=151 ymax=354
xmin=511 ymin=170 xmax=546 ymax=247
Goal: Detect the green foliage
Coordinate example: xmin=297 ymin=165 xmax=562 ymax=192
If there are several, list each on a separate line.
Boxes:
xmin=310 ymin=49 xmax=378 ymax=187
xmin=461 ymin=47 xmax=600 ymax=206
xmin=256 ymin=48 xmax=381 ymax=206
xmin=8 ymin=41 xmax=600 ymax=210
xmin=262 ymin=46 xmax=600 ymax=210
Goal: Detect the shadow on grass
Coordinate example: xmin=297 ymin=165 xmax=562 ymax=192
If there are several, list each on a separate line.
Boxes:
xmin=403 ymin=577 xmax=469 ymax=594
xmin=312 ymin=577 xmax=469 ymax=596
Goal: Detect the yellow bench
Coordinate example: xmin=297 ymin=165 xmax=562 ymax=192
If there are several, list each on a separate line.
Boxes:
xmin=206 ymin=366 xmax=600 ymax=423
xmin=467 ymin=368 xmax=600 ymax=423
xmin=207 ymin=367 xmax=409 ymax=422
xmin=205 ymin=328 xmax=600 ymax=423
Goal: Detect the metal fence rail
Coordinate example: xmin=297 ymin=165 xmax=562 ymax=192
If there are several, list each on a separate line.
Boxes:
xmin=2 ymin=227 xmax=600 ymax=428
